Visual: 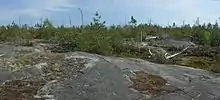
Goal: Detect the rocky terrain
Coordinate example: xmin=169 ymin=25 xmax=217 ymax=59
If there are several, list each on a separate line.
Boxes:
xmin=0 ymin=41 xmax=220 ymax=100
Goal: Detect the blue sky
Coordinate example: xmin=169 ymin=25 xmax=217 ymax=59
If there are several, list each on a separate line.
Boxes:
xmin=0 ymin=0 xmax=220 ymax=26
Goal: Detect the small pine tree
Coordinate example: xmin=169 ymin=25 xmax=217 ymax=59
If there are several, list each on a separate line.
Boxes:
xmin=90 ymin=10 xmax=106 ymax=29
xmin=129 ymin=16 xmax=137 ymax=26
xmin=43 ymin=18 xmax=54 ymax=28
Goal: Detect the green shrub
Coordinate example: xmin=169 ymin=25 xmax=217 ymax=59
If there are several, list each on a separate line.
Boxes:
xmin=0 ymin=11 xmax=220 ymax=70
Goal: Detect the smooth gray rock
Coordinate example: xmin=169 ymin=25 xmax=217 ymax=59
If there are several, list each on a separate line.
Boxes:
xmin=67 ymin=52 xmax=220 ymax=100
xmin=0 ymin=51 xmax=220 ymax=100
xmin=52 ymin=59 xmax=132 ymax=100
xmin=0 ymin=68 xmax=11 ymax=84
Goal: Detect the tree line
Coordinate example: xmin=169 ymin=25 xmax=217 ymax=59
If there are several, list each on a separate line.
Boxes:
xmin=0 ymin=11 xmax=220 ymax=58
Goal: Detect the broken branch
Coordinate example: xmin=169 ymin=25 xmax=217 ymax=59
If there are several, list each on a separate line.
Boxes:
xmin=165 ymin=46 xmax=190 ymax=59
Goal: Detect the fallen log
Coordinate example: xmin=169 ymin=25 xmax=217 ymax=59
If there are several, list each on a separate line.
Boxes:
xmin=165 ymin=45 xmax=190 ymax=59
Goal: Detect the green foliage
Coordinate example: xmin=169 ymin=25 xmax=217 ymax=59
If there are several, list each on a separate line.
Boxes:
xmin=129 ymin=16 xmax=137 ymax=26
xmin=211 ymin=29 xmax=220 ymax=46
xmin=1 ymin=12 xmax=220 ymax=66
xmin=89 ymin=11 xmax=106 ymax=33
xmin=43 ymin=18 xmax=54 ymax=28
xmin=202 ymin=30 xmax=211 ymax=46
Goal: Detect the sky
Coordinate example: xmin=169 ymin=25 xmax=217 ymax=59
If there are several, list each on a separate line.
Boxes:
xmin=0 ymin=0 xmax=220 ymax=26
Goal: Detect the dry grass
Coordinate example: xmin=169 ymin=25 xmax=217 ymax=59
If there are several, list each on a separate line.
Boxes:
xmin=175 ymin=56 xmax=215 ymax=70
xmin=0 ymin=78 xmax=46 ymax=100
xmin=130 ymin=71 xmax=167 ymax=95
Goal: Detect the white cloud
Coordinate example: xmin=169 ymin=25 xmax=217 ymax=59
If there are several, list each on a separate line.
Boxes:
xmin=113 ymin=0 xmax=220 ymax=24
xmin=0 ymin=0 xmax=76 ymax=19
xmin=1 ymin=0 xmax=220 ymax=25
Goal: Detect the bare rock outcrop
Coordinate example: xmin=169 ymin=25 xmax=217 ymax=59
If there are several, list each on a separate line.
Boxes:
xmin=0 ymin=43 xmax=220 ymax=100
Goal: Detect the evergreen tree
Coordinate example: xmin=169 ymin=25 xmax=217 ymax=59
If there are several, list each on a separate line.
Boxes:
xmin=129 ymin=16 xmax=137 ymax=26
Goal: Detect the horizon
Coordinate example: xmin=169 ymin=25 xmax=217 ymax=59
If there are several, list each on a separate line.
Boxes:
xmin=0 ymin=0 xmax=220 ymax=27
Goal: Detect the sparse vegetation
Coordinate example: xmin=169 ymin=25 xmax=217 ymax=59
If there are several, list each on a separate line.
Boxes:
xmin=1 ymin=11 xmax=220 ymax=72
xmin=175 ymin=56 xmax=215 ymax=70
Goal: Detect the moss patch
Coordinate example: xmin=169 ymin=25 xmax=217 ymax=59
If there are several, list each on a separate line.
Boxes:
xmin=210 ymin=55 xmax=220 ymax=73
xmin=175 ymin=56 xmax=215 ymax=70
xmin=210 ymin=64 xmax=220 ymax=73
xmin=130 ymin=71 xmax=167 ymax=95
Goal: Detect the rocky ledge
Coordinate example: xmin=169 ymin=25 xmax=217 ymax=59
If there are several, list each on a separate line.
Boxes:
xmin=0 ymin=48 xmax=220 ymax=100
